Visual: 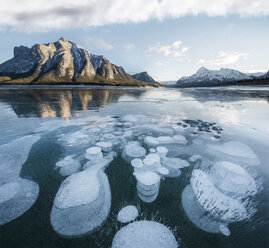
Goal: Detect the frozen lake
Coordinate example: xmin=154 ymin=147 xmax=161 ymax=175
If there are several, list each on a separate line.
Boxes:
xmin=0 ymin=87 xmax=268 ymax=248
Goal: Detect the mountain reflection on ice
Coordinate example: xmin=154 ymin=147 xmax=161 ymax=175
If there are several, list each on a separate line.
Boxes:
xmin=0 ymin=87 xmax=268 ymax=248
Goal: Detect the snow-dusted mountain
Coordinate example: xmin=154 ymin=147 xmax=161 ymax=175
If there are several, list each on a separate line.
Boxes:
xmin=245 ymin=72 xmax=266 ymax=78
xmin=0 ymin=37 xmax=159 ymax=87
xmin=259 ymin=70 xmax=269 ymax=79
xmin=131 ymin=71 xmax=158 ymax=84
xmin=176 ymin=67 xmax=252 ymax=87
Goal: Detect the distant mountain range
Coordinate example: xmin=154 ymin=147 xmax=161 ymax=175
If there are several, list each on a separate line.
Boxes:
xmin=0 ymin=38 xmax=268 ymax=88
xmin=0 ymin=37 xmax=160 ymax=87
xmin=131 ymin=71 xmax=158 ymax=84
xmin=175 ymin=67 xmax=269 ymax=87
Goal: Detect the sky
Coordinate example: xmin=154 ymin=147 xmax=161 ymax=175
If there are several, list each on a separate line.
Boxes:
xmin=0 ymin=0 xmax=269 ymax=81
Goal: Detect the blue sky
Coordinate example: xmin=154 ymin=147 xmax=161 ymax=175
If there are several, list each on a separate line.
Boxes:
xmin=0 ymin=0 xmax=269 ymax=81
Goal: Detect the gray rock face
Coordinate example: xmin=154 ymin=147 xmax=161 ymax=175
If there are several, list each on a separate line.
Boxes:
xmin=0 ymin=45 xmax=40 ymax=76
xmin=0 ymin=37 xmax=141 ymax=85
xmin=131 ymin=72 xmax=158 ymax=84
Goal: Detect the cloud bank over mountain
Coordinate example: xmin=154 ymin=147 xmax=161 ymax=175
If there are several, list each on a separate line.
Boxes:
xmin=1 ymin=0 xmax=269 ymax=32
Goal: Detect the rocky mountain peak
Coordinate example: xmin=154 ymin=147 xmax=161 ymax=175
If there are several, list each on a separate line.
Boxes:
xmin=196 ymin=67 xmax=209 ymax=74
xmin=131 ymin=71 xmax=158 ymax=84
xmin=176 ymin=67 xmax=251 ymax=87
xmin=58 ymin=37 xmax=69 ymax=43
xmin=0 ymin=38 xmax=160 ymax=87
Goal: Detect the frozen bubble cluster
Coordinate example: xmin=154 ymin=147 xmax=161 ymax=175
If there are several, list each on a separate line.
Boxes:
xmin=0 ymin=135 xmax=40 ymax=225
xmin=117 ymin=205 xmax=138 ymax=223
xmin=126 ymin=143 xmax=190 ymax=203
xmin=118 ymin=113 xmax=194 ymax=204
xmin=1 ymin=110 xmax=263 ymax=247
xmin=112 ymin=220 xmax=178 ymax=248
xmin=182 ymin=158 xmax=260 ymax=236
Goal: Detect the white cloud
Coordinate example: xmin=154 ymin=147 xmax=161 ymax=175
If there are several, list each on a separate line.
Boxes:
xmin=123 ymin=43 xmax=135 ymax=51
xmin=155 ymin=62 xmax=166 ymax=66
xmin=242 ymin=69 xmax=267 ymax=74
xmin=197 ymin=51 xmax=248 ymax=65
xmin=1 ymin=0 xmax=269 ymax=32
xmin=82 ymin=37 xmax=113 ymax=51
xmin=149 ymin=41 xmax=189 ymax=58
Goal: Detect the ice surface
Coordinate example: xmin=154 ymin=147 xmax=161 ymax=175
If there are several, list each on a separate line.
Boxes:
xmin=173 ymin=135 xmax=187 ymax=144
xmin=0 ymin=178 xmax=39 ymax=225
xmin=207 ymin=141 xmax=259 ymax=165
xmin=190 ymin=169 xmax=248 ymax=222
xmin=112 ymin=220 xmax=178 ymax=248
xmin=121 ymin=114 xmax=151 ymax=123
xmin=117 ymin=205 xmax=138 ymax=223
xmin=130 ymin=124 xmax=174 ymax=136
xmin=0 ymin=135 xmax=40 ymax=184
xmin=50 ymin=167 xmax=111 ymax=237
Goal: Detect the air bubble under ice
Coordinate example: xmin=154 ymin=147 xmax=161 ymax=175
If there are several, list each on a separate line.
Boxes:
xmin=112 ymin=220 xmax=178 ymax=248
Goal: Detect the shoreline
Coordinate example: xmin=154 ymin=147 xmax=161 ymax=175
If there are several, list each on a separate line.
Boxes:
xmin=1 ymin=85 xmax=269 ymax=91
xmin=0 ymin=84 xmax=161 ymax=90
